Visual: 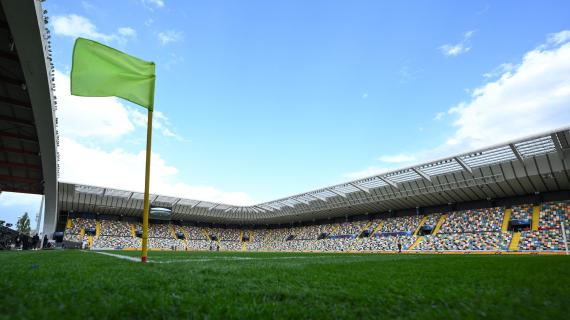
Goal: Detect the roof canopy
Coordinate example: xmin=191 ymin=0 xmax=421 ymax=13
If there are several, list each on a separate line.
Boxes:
xmin=59 ymin=127 xmax=570 ymax=225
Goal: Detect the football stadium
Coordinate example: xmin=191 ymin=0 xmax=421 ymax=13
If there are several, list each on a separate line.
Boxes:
xmin=1 ymin=1 xmax=570 ymax=319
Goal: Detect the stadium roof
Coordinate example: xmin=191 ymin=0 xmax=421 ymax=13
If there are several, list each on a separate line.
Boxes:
xmin=0 ymin=1 xmax=58 ymax=232
xmin=59 ymin=127 xmax=570 ymax=225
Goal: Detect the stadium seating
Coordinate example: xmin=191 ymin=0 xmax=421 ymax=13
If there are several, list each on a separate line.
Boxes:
xmin=438 ymin=207 xmax=504 ymax=234
xmin=518 ymin=230 xmax=565 ymax=251
xmin=63 ymin=201 xmax=569 ymax=253
xmin=379 ymin=215 xmax=422 ymax=234
xmin=539 ymin=202 xmax=566 ymax=230
xmin=511 ymin=204 xmax=533 ymax=220
xmin=415 ymin=232 xmax=512 ymax=251
xmin=355 ymin=235 xmax=415 ymax=251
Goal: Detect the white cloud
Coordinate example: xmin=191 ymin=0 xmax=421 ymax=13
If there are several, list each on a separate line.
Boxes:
xmin=362 ymin=93 xmax=368 ymax=99
xmin=54 ymin=66 xmax=250 ymax=205
xmin=55 ymin=69 xmax=182 ymax=141
xmin=128 ymin=108 xmax=183 ymax=140
xmin=378 ymin=154 xmax=416 ymax=163
xmin=345 ymin=30 xmax=570 ymax=179
xmin=55 ymin=70 xmax=135 ymax=140
xmin=59 ymin=137 xmax=254 ymax=205
xmin=52 ymin=14 xmax=136 ymax=46
xmin=433 ymin=112 xmax=446 ymax=121
xmin=547 ymin=30 xmax=570 ymax=45
xmin=157 ymin=30 xmax=183 ymax=45
xmin=483 ymin=63 xmax=515 ymax=79
xmin=343 ymin=166 xmax=395 ymax=180
xmin=439 ymin=30 xmax=476 ymax=57
xmin=118 ymin=27 xmax=136 ymax=38
xmin=445 ymin=30 xmax=570 ymax=150
xmin=141 ymin=0 xmax=165 ymax=9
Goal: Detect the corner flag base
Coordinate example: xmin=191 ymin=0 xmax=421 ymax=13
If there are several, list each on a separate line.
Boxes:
xmin=141 ymin=256 xmax=147 ymax=263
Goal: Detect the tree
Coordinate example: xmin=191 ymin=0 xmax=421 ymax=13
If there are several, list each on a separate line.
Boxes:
xmin=16 ymin=212 xmax=31 ymax=235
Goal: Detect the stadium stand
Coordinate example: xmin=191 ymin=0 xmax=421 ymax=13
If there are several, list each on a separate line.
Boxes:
xmin=63 ymin=201 xmax=569 ymax=253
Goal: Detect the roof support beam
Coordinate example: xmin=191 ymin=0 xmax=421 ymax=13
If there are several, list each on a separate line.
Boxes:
xmin=0 ymin=74 xmax=25 ymax=86
xmin=0 ymin=147 xmax=38 ymax=156
xmin=350 ymin=183 xmax=370 ymax=193
xmin=266 ymin=203 xmax=282 ymax=210
xmin=256 ymin=205 xmax=273 ymax=212
xmin=208 ymin=204 xmax=219 ymax=211
xmin=509 ymin=143 xmax=524 ymax=162
xmin=0 ymin=115 xmax=34 ymax=127
xmin=0 ymin=186 xmax=42 ymax=194
xmin=379 ymin=176 xmax=398 ymax=189
xmin=0 ymin=160 xmax=42 ymax=170
xmin=329 ymin=189 xmax=347 ymax=198
xmin=0 ymin=174 xmax=40 ymax=183
xmin=293 ymin=197 xmax=310 ymax=205
xmin=190 ymin=201 xmax=201 ymax=209
xmin=224 ymin=207 xmax=234 ymax=212
xmin=0 ymin=96 xmax=32 ymax=108
xmin=279 ymin=201 xmax=296 ymax=208
xmin=411 ymin=167 xmax=431 ymax=183
xmin=308 ymin=193 xmax=328 ymax=202
xmin=454 ymin=157 xmax=473 ymax=174
xmin=551 ymin=133 xmax=568 ymax=160
xmin=0 ymin=51 xmax=19 ymax=62
xmin=0 ymin=132 xmax=38 ymax=143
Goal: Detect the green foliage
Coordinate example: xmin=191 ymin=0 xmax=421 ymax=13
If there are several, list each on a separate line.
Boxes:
xmin=15 ymin=212 xmax=30 ymax=235
xmin=0 ymin=251 xmax=569 ymax=319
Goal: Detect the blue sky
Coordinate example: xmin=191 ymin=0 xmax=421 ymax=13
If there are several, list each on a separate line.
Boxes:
xmin=2 ymin=0 xmax=570 ymax=229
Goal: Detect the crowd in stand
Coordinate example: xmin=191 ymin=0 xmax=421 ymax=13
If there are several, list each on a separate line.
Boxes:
xmin=62 ymin=201 xmax=568 ymax=252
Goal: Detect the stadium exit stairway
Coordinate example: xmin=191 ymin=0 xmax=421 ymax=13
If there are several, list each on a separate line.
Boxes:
xmin=502 ymin=208 xmax=512 ymax=232
xmin=414 ymin=216 xmax=429 ymax=236
xmin=168 ymin=225 xmax=177 ymax=239
xmin=358 ymin=221 xmax=373 ymax=238
xmin=95 ymin=221 xmax=101 ymax=237
xmin=509 ymin=232 xmax=522 ymax=251
xmin=408 ymin=236 xmax=423 ymax=250
xmin=432 ymin=215 xmax=446 ymax=234
xmin=180 ymin=229 xmax=190 ymax=250
xmin=532 ymin=205 xmax=540 ymax=230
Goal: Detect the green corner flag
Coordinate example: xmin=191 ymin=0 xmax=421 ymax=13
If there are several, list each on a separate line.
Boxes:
xmin=70 ymin=37 xmax=156 ymax=263
xmin=71 ymin=37 xmax=155 ymax=110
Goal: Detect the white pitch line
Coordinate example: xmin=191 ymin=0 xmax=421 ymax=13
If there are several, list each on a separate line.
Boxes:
xmin=149 ymin=255 xmax=373 ymax=264
xmin=92 ymin=251 xmax=142 ymax=262
xmin=90 ymin=251 xmax=374 ymax=264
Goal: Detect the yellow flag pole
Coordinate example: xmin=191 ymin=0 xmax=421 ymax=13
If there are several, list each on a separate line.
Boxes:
xmin=141 ymin=108 xmax=153 ymax=263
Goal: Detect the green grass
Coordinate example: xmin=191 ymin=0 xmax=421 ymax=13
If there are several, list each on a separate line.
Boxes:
xmin=1 ymin=250 xmax=569 ymax=319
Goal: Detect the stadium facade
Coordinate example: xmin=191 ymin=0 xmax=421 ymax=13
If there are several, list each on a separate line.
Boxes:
xmin=0 ymin=0 xmax=58 ymax=234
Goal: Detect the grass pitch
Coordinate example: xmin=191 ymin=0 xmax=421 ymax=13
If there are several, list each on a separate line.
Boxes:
xmin=1 ymin=250 xmax=569 ymax=319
